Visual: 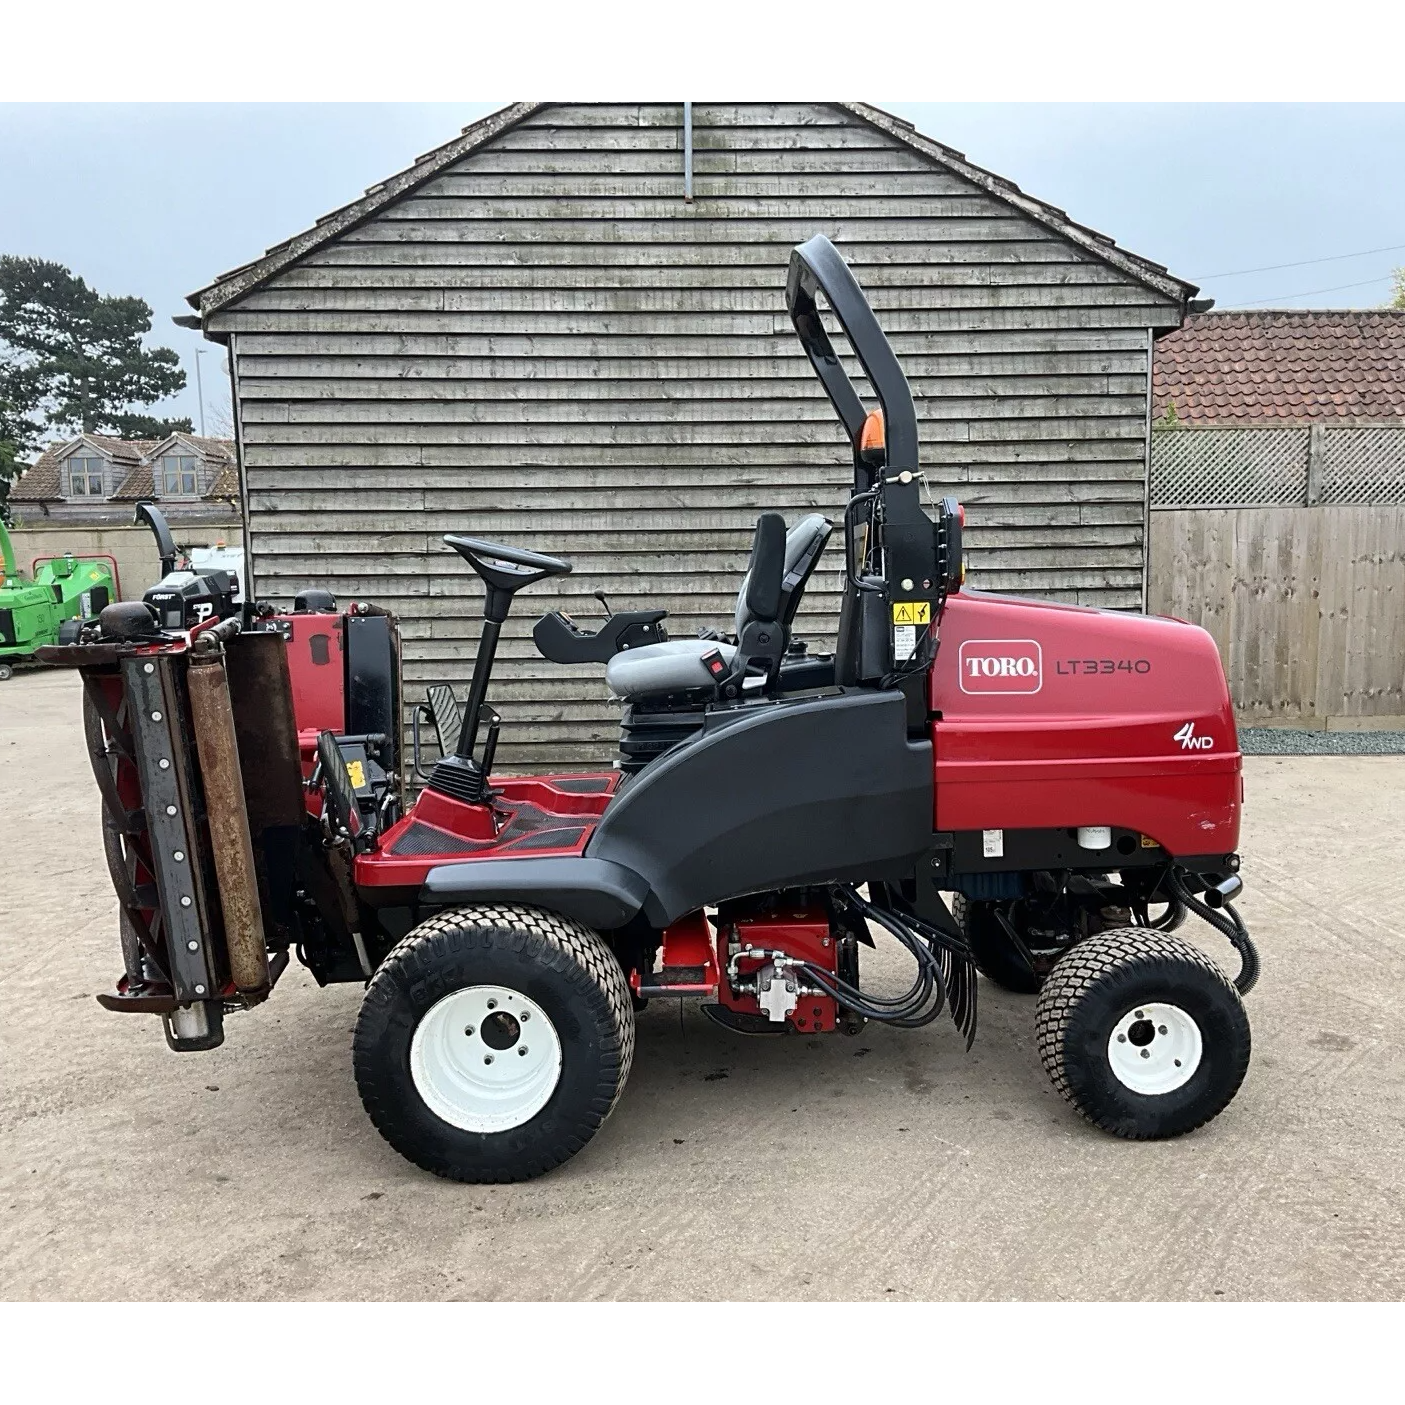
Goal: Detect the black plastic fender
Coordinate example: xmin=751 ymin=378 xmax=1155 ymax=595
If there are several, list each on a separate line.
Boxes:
xmin=420 ymin=856 xmax=651 ymax=931
xmin=589 ymin=688 xmax=933 ymax=926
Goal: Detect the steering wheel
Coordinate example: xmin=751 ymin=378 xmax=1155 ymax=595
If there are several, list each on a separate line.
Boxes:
xmin=444 ymin=535 xmax=572 ymax=623
xmin=444 ymin=534 xmax=572 ymax=587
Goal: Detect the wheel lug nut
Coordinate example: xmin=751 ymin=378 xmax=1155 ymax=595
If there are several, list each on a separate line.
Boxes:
xmin=518 ymin=1046 xmax=528 ymax=1056
xmin=484 ymin=1055 xmax=494 ymax=1065
xmin=1159 ymin=1025 xmax=1167 ymax=1034
xmin=520 ymin=1011 xmax=530 ymax=1021
xmin=464 ymin=1025 xmax=475 ymax=1037
xmin=1117 ymin=1034 xmax=1127 ymax=1043
xmin=486 ymin=999 xmax=497 ymax=1010
xmin=1140 ymin=1049 xmax=1150 ymax=1059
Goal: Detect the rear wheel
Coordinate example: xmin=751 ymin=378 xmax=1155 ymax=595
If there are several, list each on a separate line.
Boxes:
xmin=1035 ymin=928 xmax=1250 ymax=1139
xmin=353 ymin=903 xmax=635 ymax=1182
xmin=951 ymin=893 xmax=1045 ymax=994
xmin=0 ymin=662 xmax=13 ymax=681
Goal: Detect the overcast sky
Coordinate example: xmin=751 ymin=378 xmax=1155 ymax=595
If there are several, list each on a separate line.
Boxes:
xmin=3 ymin=102 xmax=1403 ymax=433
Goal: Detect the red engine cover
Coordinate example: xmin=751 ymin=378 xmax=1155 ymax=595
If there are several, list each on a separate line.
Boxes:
xmin=930 ymin=590 xmax=1241 ymax=859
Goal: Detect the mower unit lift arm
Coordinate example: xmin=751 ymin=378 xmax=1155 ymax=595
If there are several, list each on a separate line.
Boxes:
xmin=786 ymin=234 xmax=920 ymax=477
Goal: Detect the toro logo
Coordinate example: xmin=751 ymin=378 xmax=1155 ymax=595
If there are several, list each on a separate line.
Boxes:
xmin=957 ymin=639 xmax=1042 ymax=695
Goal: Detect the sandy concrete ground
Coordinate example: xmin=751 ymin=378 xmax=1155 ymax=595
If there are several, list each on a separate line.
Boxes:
xmin=1 ymin=668 xmax=1402 ymax=1301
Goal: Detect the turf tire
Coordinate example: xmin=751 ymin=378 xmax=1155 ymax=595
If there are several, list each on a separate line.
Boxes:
xmin=1035 ymin=928 xmax=1250 ymax=1139
xmin=353 ymin=903 xmax=635 ymax=1183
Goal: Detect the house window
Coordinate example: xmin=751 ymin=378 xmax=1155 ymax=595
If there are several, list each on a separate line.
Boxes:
xmin=67 ymin=455 xmax=106 ymax=496
xmin=160 ymin=455 xmax=199 ymax=496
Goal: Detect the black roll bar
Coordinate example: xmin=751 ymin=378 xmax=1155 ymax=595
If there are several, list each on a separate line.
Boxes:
xmin=785 ymin=234 xmax=920 ymax=478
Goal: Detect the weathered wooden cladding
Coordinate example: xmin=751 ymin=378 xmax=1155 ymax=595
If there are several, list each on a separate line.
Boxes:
xmin=208 ymin=102 xmax=1183 ymax=768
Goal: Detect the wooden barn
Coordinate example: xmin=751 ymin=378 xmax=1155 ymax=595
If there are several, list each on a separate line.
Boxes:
xmin=187 ymin=101 xmax=1196 ymax=768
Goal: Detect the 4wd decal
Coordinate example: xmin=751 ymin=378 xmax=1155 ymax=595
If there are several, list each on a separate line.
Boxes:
xmin=1174 ymin=721 xmax=1214 ymax=750
xmin=957 ymin=639 xmax=1042 ymax=695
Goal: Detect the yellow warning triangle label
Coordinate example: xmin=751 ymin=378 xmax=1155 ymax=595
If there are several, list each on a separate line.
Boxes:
xmin=892 ymin=601 xmax=930 ymax=624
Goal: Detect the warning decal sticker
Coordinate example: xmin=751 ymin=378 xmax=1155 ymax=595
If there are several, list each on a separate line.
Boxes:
xmin=892 ymin=601 xmax=931 ymax=625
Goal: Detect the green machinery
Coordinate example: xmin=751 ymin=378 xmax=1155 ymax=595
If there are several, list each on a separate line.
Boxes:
xmin=0 ymin=521 xmax=118 ymax=680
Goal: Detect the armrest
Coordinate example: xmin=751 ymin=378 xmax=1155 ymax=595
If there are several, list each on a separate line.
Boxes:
xmin=532 ymin=608 xmax=669 ymax=664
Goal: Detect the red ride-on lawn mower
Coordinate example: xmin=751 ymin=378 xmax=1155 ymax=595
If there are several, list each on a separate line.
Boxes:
xmin=44 ymin=235 xmax=1257 ymax=1182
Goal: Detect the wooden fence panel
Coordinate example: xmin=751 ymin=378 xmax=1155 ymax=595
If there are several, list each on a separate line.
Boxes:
xmin=1148 ymin=505 xmax=1405 ymax=726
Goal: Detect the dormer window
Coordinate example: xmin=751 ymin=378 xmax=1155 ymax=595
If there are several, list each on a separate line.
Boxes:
xmin=66 ymin=454 xmax=106 ymax=496
xmin=160 ymin=454 xmax=199 ymax=497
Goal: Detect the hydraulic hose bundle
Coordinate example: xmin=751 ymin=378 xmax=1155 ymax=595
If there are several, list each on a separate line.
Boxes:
xmin=795 ymin=886 xmax=978 ymax=1046
xmin=1166 ymin=868 xmax=1260 ymax=995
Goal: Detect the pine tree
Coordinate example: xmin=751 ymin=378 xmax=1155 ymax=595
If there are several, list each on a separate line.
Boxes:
xmin=0 ymin=256 xmax=191 ymax=439
xmin=0 ymin=257 xmax=195 ymax=518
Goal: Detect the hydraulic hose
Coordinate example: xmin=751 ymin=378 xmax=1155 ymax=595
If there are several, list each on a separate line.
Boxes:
xmin=1147 ymin=897 xmax=1187 ymax=932
xmin=1167 ymin=868 xmax=1260 ymax=995
xmin=792 ymin=887 xmax=952 ymax=1030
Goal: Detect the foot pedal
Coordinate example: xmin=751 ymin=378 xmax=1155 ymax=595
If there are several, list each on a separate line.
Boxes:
xmin=426 ymin=682 xmax=461 ymax=756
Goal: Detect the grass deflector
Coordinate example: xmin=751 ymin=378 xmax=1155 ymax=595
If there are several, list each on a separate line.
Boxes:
xmin=43 ymin=236 xmax=1258 ymax=1181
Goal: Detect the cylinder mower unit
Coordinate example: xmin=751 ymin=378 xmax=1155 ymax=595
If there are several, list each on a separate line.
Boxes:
xmin=43 ymin=234 xmax=1259 ymax=1183
xmin=0 ymin=519 xmax=118 ymax=680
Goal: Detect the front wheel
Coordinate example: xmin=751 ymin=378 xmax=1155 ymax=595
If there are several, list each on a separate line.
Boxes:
xmin=353 ymin=904 xmax=635 ymax=1182
xmin=1035 ymin=928 xmax=1250 ymax=1139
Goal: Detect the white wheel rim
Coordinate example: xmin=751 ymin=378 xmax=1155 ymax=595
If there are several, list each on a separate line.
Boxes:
xmin=410 ymin=985 xmax=562 ymax=1133
xmin=1107 ymin=1002 xmax=1203 ymax=1094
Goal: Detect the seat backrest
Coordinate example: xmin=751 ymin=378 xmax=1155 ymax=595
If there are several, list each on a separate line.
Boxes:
xmin=734 ymin=512 xmax=829 ymax=638
xmin=732 ymin=513 xmax=787 ymax=636
xmin=776 ymin=513 xmax=832 ymax=632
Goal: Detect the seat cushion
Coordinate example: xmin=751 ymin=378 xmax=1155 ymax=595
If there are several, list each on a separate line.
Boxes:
xmin=605 ymin=639 xmax=737 ymax=699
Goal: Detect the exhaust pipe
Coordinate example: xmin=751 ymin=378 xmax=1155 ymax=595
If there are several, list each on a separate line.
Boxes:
xmin=1201 ymin=873 xmax=1244 ymax=909
xmin=187 ymin=651 xmax=270 ymax=997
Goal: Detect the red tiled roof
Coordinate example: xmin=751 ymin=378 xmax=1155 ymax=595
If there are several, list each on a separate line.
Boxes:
xmin=1153 ymin=309 xmax=1405 ymax=424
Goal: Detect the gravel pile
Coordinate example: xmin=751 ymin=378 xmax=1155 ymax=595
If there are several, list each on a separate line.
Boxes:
xmin=1241 ymin=728 xmax=1405 ymax=755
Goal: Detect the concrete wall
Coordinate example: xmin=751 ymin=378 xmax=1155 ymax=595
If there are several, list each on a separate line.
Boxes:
xmin=7 ymin=522 xmax=245 ymax=601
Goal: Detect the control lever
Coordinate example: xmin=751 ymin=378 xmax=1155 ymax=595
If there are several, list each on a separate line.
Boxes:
xmin=594 ymin=588 xmax=613 ymax=617
xmin=479 ymin=706 xmax=502 ymax=780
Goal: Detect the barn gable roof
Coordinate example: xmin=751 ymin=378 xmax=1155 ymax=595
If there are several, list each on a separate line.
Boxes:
xmin=186 ymin=101 xmax=1195 ymax=323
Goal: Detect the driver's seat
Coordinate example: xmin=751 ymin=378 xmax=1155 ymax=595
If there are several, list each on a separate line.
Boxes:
xmin=605 ymin=512 xmax=831 ymax=701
